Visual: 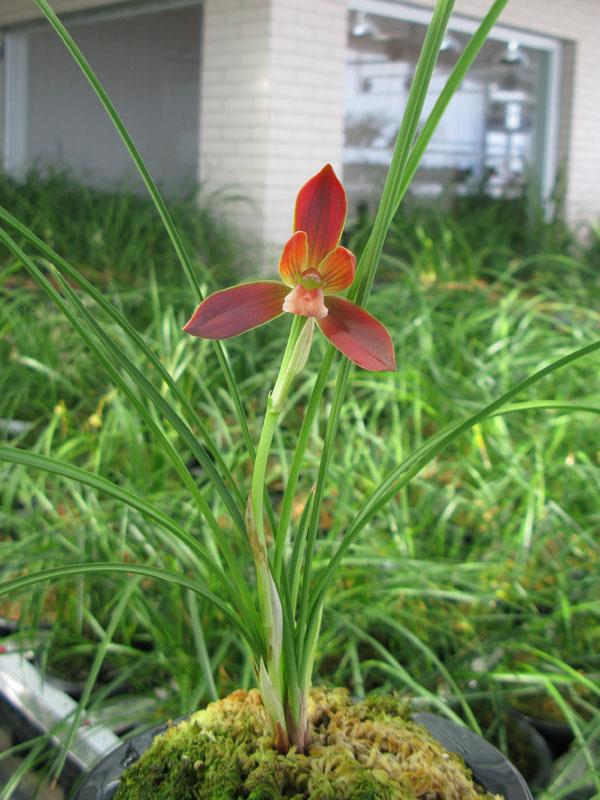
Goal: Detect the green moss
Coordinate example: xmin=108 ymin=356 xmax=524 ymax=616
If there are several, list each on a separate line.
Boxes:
xmin=115 ymin=688 xmax=502 ymax=800
xmin=116 ymin=727 xmax=244 ymax=800
xmin=359 ymin=693 xmax=411 ymax=721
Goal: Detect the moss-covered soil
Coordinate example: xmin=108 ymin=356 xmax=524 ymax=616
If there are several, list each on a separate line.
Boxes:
xmin=115 ymin=688 xmax=502 ymax=799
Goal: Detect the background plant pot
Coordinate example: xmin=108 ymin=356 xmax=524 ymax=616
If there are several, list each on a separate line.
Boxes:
xmin=510 ymin=707 xmax=575 ymax=759
xmin=561 ymin=789 xmax=599 ymax=800
xmin=503 ymin=714 xmax=554 ymax=791
xmin=74 ymin=712 xmax=534 ymax=800
xmin=73 ymin=719 xmax=175 ymax=800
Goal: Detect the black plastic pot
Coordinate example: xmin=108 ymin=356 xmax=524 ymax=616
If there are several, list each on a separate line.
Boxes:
xmin=415 ymin=714 xmax=534 ymax=799
xmin=507 ymin=716 xmax=553 ymax=791
xmin=561 ymin=789 xmax=598 ymax=800
xmin=74 ymin=711 xmax=533 ymax=800
xmin=510 ymin=707 xmax=575 ymax=759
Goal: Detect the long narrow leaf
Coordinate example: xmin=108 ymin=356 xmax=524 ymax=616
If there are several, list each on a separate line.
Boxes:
xmin=49 ymin=264 xmax=245 ymax=536
xmin=339 ymin=618 xmax=465 ymax=725
xmin=0 ymin=445 xmax=231 ymax=593
xmin=33 ymin=0 xmax=254 ymax=461
xmin=0 ymin=563 xmax=261 ymax=653
xmin=0 ymin=204 xmax=245 ymax=513
xmin=274 ymin=0 xmax=512 ymax=589
xmin=363 ymin=609 xmax=481 ymax=733
xmin=297 ymin=0 xmax=456 ymax=665
xmin=52 ymin=578 xmax=140 ymax=780
xmin=399 ymin=0 xmax=510 ymax=211
xmin=188 ymin=591 xmax=218 ymax=701
xmin=0 ymin=229 xmax=257 ymax=623
xmin=274 ymin=354 xmax=333 ymax=578
xmin=544 ymin=682 xmax=600 ymax=793
xmin=310 ymin=340 xmax=600 ymax=618
xmin=353 ymin=0 xmax=455 ymax=303
xmin=299 ymin=1 xmax=513 ymax=651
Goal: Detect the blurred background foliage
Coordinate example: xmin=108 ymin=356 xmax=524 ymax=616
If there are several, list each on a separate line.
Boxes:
xmin=0 ymin=170 xmax=598 ymax=795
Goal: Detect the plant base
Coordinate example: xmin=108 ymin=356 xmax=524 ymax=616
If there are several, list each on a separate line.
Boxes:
xmin=115 ymin=688 xmax=502 ymax=799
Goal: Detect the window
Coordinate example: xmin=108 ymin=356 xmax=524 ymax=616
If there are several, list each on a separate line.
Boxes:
xmin=4 ymin=2 xmax=201 ymax=193
xmin=345 ymin=3 xmax=561 ymax=215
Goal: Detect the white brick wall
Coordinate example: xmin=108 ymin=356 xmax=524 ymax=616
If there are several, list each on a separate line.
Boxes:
xmin=199 ymin=0 xmax=271 ymax=267
xmin=200 ymin=0 xmax=600 ymax=242
xmin=200 ymin=0 xmax=346 ymax=269
xmin=265 ymin=0 xmax=346 ymax=249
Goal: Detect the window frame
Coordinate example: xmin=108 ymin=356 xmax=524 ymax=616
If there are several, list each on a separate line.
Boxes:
xmin=347 ymin=0 xmax=563 ymax=201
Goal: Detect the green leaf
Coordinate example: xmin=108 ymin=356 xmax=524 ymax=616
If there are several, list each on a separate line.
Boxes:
xmin=33 ymin=0 xmax=254 ymax=461
xmin=276 ymin=3 xmax=514 ymax=581
xmin=0 ymin=229 xmax=257 ymax=625
xmin=0 ymin=445 xmax=228 ymax=591
xmin=0 ymin=563 xmax=262 ymax=653
xmin=338 ymin=617 xmax=466 ymax=725
xmin=51 ymin=577 xmax=141 ymax=780
xmin=0 ymin=204 xmax=245 ymax=514
xmin=310 ymin=339 xmax=600 ymax=618
xmin=297 ymin=0 xmax=456 ymax=671
xmin=400 ymin=0 xmax=510 ymax=210
xmin=353 ymin=0 xmax=456 ymax=304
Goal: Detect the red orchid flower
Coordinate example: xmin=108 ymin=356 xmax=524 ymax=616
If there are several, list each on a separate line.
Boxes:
xmin=184 ymin=165 xmax=396 ymax=372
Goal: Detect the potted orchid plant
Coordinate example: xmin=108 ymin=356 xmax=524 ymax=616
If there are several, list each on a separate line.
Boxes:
xmin=182 ymin=163 xmax=397 ymax=758
xmin=1 ymin=0 xmax=598 ymax=796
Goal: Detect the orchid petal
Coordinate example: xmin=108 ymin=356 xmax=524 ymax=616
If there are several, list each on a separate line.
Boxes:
xmin=318 ymin=246 xmax=356 ymax=294
xmin=294 ymin=164 xmax=347 ymax=267
xmin=184 ymin=281 xmax=288 ymax=340
xmin=318 ymin=296 xmax=396 ymax=372
xmin=278 ymin=231 xmax=308 ymax=287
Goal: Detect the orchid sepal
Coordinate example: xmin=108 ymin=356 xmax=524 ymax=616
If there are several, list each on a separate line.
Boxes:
xmin=183 ymin=281 xmax=288 ymax=340
xmin=293 ymin=164 xmax=347 ymax=267
xmin=318 ymin=295 xmax=396 ymax=372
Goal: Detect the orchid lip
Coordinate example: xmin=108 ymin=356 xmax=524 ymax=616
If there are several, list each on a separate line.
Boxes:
xmin=283 ymin=285 xmax=328 ymax=318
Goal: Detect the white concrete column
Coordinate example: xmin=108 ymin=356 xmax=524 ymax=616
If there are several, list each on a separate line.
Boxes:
xmin=264 ymin=0 xmax=347 ymax=252
xmin=199 ymin=0 xmax=347 ymax=272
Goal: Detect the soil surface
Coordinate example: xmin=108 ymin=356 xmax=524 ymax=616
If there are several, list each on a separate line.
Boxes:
xmin=116 ymin=687 xmax=502 ymax=799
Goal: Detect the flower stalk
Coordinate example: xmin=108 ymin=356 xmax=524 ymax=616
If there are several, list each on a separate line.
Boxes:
xmin=247 ymin=315 xmax=314 ymax=749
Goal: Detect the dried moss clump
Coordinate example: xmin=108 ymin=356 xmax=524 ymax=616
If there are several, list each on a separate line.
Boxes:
xmin=116 ymin=688 xmax=502 ymax=799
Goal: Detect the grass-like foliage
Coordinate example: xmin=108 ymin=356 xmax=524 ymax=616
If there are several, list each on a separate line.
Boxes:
xmin=0 ymin=168 xmax=247 ymax=287
xmin=0 ymin=0 xmax=599 ymax=795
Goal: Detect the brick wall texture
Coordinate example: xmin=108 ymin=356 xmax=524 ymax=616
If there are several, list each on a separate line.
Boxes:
xmin=199 ymin=0 xmax=600 ymax=236
xmin=199 ymin=0 xmax=346 ymax=263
